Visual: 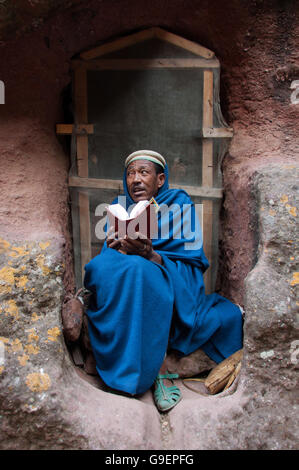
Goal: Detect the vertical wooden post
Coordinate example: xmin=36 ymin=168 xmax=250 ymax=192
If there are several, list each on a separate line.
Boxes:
xmin=202 ymin=70 xmax=214 ymax=294
xmin=74 ymin=66 xmax=91 ymax=282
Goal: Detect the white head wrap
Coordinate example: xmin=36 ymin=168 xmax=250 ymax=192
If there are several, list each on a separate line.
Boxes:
xmin=125 ymin=150 xmax=166 ymax=169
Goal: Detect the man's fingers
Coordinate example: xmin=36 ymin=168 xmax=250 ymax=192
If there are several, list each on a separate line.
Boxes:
xmin=121 ymin=236 xmax=152 ymax=256
xmin=107 ymin=226 xmax=115 ymax=236
xmin=120 ymin=239 xmax=140 ymax=252
xmin=134 ymin=233 xmax=152 ymax=249
xmin=123 ymin=237 xmax=146 ymax=250
xmin=107 ymin=229 xmax=120 ymax=251
xmin=134 ymin=231 xmax=147 ymax=240
xmin=127 ymin=232 xmax=151 ymax=245
xmin=107 ymin=230 xmax=118 ymax=241
xmin=108 ymin=239 xmax=121 ymax=250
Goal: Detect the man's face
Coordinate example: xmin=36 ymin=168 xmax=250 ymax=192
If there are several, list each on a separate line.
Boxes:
xmin=126 ymin=160 xmax=166 ymax=202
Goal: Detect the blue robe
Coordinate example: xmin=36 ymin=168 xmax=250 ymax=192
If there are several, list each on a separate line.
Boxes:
xmin=84 ymin=165 xmax=243 ymax=395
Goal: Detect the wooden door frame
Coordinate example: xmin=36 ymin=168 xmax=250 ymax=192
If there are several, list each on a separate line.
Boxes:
xmin=56 ymin=27 xmax=233 ymax=291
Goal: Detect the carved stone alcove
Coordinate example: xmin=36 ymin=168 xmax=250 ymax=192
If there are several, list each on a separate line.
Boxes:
xmin=56 ymin=27 xmax=233 ymax=294
xmin=1 ymin=2 xmax=298 ymax=450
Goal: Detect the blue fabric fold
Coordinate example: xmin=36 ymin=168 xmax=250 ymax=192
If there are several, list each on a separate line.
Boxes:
xmin=84 ymin=164 xmax=243 ymax=395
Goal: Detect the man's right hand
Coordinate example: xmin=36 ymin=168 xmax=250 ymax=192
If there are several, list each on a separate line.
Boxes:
xmin=106 ymin=226 xmax=122 ymax=251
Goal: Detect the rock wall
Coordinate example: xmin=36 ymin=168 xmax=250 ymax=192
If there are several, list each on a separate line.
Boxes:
xmin=0 ymin=238 xmax=163 ymax=449
xmin=169 ymin=165 xmax=298 ymax=449
xmin=0 ymin=0 xmax=298 ymax=449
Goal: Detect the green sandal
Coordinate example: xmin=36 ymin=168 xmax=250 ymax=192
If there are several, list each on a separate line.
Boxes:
xmin=153 ymin=372 xmax=182 ymax=412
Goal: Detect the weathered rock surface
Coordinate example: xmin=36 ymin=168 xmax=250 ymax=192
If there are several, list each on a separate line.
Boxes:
xmin=0 ymin=238 xmax=162 ymax=449
xmin=1 ymin=164 xmax=297 ymax=450
xmin=0 ymin=0 xmax=298 ymax=451
xmin=168 ymin=165 xmax=298 ymax=449
xmin=166 ymin=348 xmax=216 ymax=378
xmin=61 ymin=294 xmax=84 ymax=343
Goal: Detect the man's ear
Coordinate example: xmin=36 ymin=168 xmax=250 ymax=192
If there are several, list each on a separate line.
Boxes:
xmin=157 ymin=172 xmax=166 ymax=188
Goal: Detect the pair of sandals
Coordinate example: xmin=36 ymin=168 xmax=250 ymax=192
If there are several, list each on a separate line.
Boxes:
xmin=153 ymin=371 xmax=181 ymax=412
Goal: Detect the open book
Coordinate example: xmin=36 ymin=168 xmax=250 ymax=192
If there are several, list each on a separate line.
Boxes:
xmin=107 ymin=197 xmax=159 ymax=239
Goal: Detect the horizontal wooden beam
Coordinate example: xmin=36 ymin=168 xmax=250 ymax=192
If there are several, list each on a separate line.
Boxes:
xmin=56 ymin=124 xmax=94 ymax=135
xmin=172 ymin=183 xmax=222 ymax=199
xmin=202 ymin=127 xmax=233 ymax=138
xmin=68 ymin=176 xmax=223 ymax=199
xmin=72 ymin=58 xmax=219 ymax=70
xmin=69 ymin=176 xmax=123 ymax=191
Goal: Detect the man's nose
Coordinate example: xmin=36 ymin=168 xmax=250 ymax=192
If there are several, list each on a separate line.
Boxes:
xmin=133 ymin=172 xmax=141 ymax=182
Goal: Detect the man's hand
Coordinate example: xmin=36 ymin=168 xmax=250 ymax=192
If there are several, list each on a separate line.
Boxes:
xmin=120 ymin=232 xmax=162 ymax=264
xmin=106 ymin=226 xmax=122 ymax=252
xmin=107 ymin=228 xmax=162 ymax=264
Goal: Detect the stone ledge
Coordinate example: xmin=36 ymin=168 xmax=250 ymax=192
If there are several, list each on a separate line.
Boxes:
xmin=0 ymin=164 xmax=298 ymax=449
xmin=168 ymin=165 xmax=298 ymax=449
xmin=0 ymin=238 xmax=162 ymax=449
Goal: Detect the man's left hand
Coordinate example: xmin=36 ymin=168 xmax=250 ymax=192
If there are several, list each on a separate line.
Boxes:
xmin=120 ymin=232 xmax=162 ymax=264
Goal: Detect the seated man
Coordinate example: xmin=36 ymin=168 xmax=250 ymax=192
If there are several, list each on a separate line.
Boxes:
xmin=84 ymin=150 xmax=243 ymax=411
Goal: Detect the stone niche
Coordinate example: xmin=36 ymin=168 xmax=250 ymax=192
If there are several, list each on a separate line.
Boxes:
xmin=0 ymin=0 xmax=298 ymax=450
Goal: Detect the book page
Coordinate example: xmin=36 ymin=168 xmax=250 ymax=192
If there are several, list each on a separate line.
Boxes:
xmin=129 ymin=200 xmax=149 ymax=219
xmin=107 ymin=204 xmax=129 ymax=221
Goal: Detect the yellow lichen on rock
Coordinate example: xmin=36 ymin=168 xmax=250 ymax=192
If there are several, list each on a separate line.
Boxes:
xmin=0 ymin=285 xmax=11 ymax=295
xmin=31 ymin=312 xmax=41 ymax=322
xmin=25 ymin=372 xmax=51 ymax=392
xmin=288 ymin=206 xmax=297 ymax=217
xmin=18 ymin=354 xmax=30 ymax=366
xmin=280 ymin=194 xmax=288 ymax=204
xmin=24 ymin=329 xmax=40 ymax=355
xmin=47 ymin=327 xmax=61 ymax=342
xmin=290 ymin=272 xmax=299 ymax=287
xmin=27 ymin=329 xmax=39 ymax=343
xmin=0 ymin=238 xmax=11 ymax=254
xmin=24 ymin=343 xmax=40 ymax=355
xmin=0 ymin=264 xmax=31 ymax=294
xmin=4 ymin=299 xmax=20 ymax=321
xmin=0 ymin=336 xmax=9 ymax=345
xmin=39 ymin=241 xmax=51 ymax=250
xmin=280 ymin=195 xmax=297 ymax=217
xmin=36 ymin=254 xmax=51 ymax=276
xmin=16 ymin=275 xmax=29 ymax=290
xmin=0 ymin=266 xmax=16 ymax=283
xmin=8 ymin=246 xmax=29 ymax=258
xmin=10 ymin=338 xmax=23 ymax=352
xmin=1 ymin=337 xmax=27 ymax=358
